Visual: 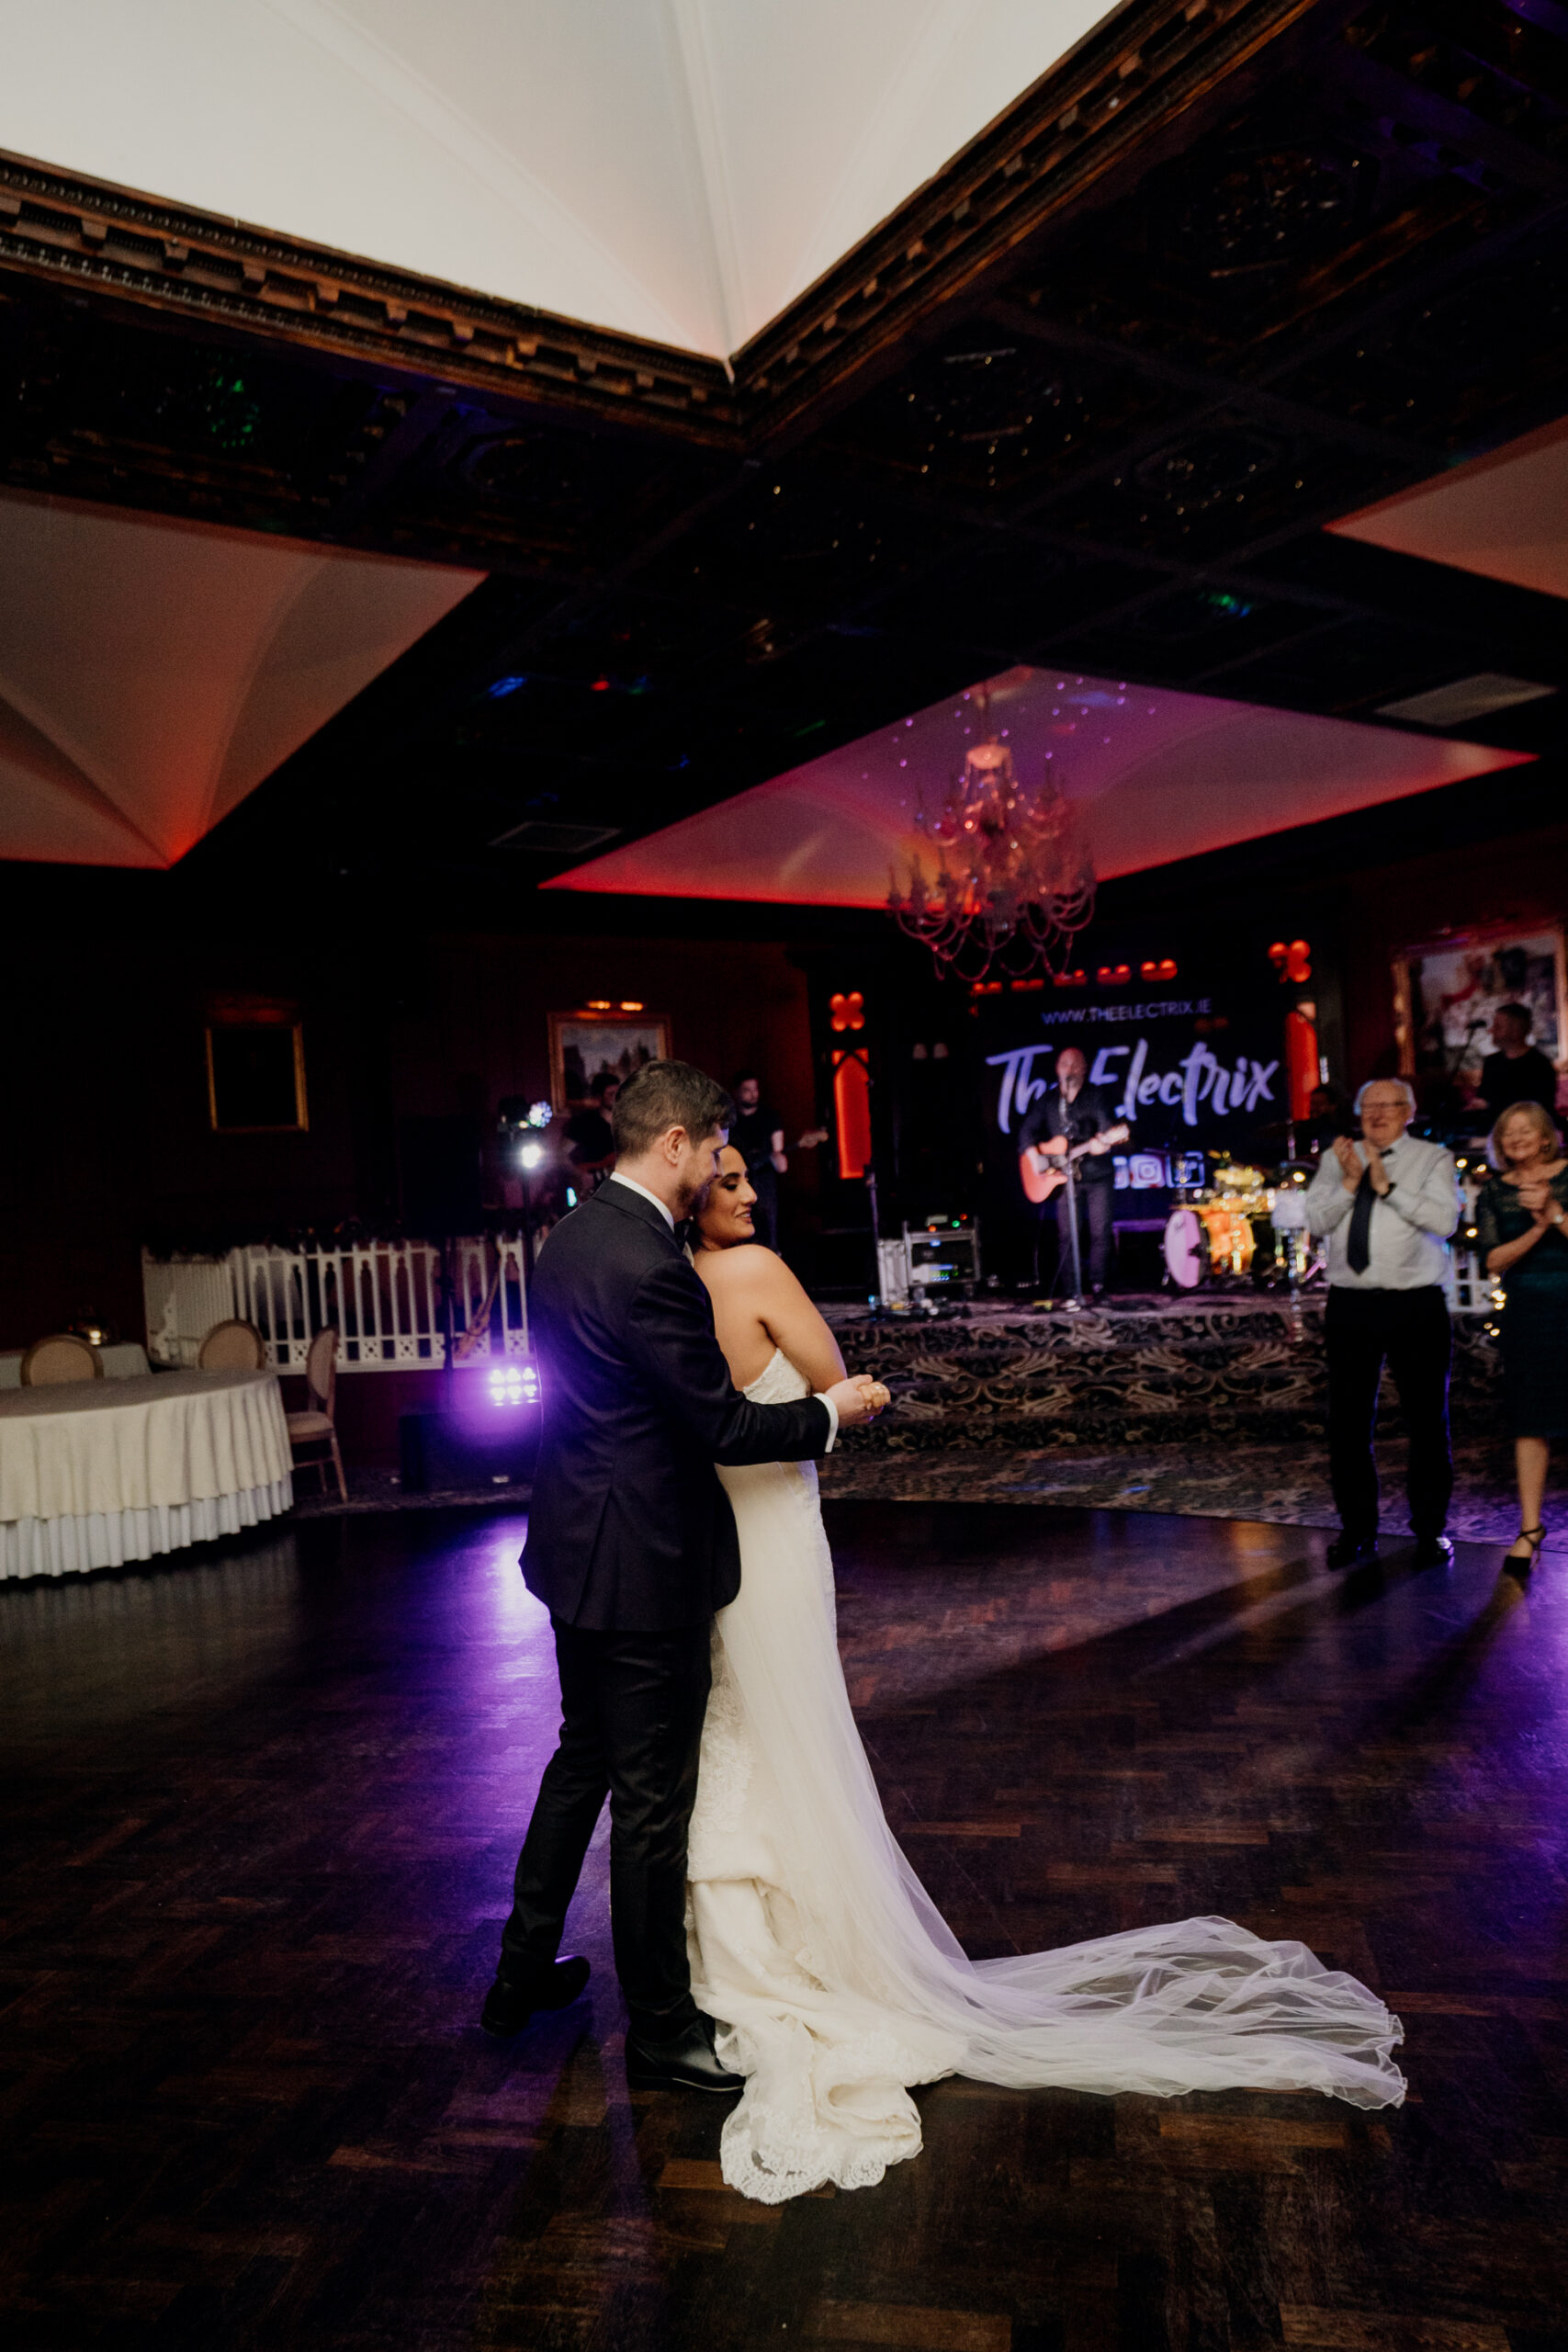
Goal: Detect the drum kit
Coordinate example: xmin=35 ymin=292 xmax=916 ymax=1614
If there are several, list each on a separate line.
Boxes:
xmin=1160 ymin=1155 xmax=1321 ymax=1293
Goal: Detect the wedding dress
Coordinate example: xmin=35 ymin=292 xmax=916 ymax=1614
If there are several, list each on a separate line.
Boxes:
xmin=685 ymin=1347 xmax=1405 ymax=2204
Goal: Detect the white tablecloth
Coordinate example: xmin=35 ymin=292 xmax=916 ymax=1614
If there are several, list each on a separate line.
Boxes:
xmin=0 ymin=1369 xmax=294 ymax=1579
xmin=0 ymin=1342 xmax=151 ymax=1387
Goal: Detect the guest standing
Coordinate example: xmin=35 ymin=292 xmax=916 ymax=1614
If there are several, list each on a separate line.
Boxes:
xmin=728 ymin=1073 xmax=787 ymax=1252
xmin=1479 ymin=1004 xmax=1558 ymax=1124
xmin=1303 ymin=1078 xmax=1461 ymax=1568
xmin=1472 ymin=1099 xmax=1568 ymax=1570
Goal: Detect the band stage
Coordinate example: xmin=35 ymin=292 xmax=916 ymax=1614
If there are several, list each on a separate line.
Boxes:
xmin=826 ymin=1295 xmax=1500 ymax=1454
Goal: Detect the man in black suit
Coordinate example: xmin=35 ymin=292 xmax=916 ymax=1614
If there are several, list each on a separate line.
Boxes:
xmin=481 ymin=1059 xmax=883 ymax=2091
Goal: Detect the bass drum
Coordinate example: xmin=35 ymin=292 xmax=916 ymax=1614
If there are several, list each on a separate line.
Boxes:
xmin=1163 ymin=1205 xmax=1210 ymax=1290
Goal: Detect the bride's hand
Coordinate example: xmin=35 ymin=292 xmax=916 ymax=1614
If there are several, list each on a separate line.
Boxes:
xmin=826 ymin=1375 xmax=891 ymax=1428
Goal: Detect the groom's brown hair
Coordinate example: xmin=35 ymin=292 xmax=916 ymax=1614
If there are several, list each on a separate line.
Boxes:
xmin=612 ymin=1060 xmax=732 ymax=1160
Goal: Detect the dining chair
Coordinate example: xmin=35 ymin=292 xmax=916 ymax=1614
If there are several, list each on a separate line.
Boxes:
xmin=287 ymin=1326 xmax=347 ymax=1500
xmin=20 ymin=1332 xmax=105 ymax=1385
xmin=197 ymin=1318 xmax=268 ymax=1373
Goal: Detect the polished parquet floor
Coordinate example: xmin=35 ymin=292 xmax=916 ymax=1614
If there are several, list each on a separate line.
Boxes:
xmin=3 ymin=1502 xmax=1565 ymax=2351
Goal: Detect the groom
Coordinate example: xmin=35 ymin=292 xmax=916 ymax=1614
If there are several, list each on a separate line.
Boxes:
xmin=481 ymin=1058 xmax=884 ymax=2090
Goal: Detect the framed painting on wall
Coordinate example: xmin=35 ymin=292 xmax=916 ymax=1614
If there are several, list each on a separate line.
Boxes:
xmin=549 ymin=1009 xmax=671 ymax=1110
xmin=206 ymin=999 xmax=309 ymax=1133
xmin=1394 ymin=924 xmax=1566 ymax=1092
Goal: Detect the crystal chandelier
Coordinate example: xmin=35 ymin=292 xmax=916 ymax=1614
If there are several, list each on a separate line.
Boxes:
xmin=886 ymin=695 xmax=1096 ymax=980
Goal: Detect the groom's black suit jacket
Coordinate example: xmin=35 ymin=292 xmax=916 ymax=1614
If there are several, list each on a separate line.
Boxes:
xmin=522 ymin=1180 xmax=832 ymax=1632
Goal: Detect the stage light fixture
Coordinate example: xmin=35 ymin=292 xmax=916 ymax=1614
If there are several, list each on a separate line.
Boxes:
xmin=829 ymin=990 xmax=866 ymax=1032
xmin=487 ymin=1363 xmax=539 ymax=1409
xmin=520 ymin=1142 xmax=544 ymax=1169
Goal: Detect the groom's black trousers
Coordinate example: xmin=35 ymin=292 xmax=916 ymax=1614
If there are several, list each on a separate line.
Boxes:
xmin=501 ymin=1618 xmax=712 ymax=2032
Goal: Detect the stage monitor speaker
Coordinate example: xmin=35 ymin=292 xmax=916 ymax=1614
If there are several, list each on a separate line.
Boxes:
xmin=399 ymin=1114 xmax=483 ymax=1238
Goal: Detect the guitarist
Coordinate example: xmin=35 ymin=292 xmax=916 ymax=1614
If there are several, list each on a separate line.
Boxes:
xmin=1018 ymin=1046 xmax=1127 ymax=1295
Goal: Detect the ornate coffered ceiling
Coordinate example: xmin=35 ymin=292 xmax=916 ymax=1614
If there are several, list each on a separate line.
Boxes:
xmin=0 ymin=0 xmax=1564 ymax=896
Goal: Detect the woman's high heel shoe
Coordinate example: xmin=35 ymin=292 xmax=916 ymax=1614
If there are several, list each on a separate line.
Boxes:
xmin=1505 ymin=1524 xmax=1546 ymax=1570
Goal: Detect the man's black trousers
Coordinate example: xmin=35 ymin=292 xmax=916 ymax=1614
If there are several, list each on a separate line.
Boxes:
xmin=1325 ymin=1283 xmax=1453 ymax=1540
xmin=501 ymin=1618 xmax=711 ymax=2033
xmin=1049 ymin=1180 xmax=1114 ymax=1292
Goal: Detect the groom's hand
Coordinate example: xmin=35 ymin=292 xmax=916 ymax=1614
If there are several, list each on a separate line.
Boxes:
xmin=826 ymin=1375 xmax=890 ymax=1429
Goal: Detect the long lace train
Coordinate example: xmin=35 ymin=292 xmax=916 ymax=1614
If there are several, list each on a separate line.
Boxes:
xmin=685 ymin=1350 xmax=1404 ymax=2204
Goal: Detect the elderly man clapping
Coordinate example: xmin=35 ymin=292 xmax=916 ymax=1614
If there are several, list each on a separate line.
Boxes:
xmin=1303 ymin=1078 xmax=1461 ymax=1570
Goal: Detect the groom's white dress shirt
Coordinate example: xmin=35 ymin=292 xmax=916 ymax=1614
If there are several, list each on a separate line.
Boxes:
xmin=607 ymin=1170 xmax=837 ymax=1448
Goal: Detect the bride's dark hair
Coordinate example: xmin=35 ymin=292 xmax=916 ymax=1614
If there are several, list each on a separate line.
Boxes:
xmin=612 ymin=1060 xmax=733 ymax=1159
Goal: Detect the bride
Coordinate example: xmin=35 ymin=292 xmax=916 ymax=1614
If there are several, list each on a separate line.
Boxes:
xmin=685 ymin=1146 xmax=1404 ymax=2204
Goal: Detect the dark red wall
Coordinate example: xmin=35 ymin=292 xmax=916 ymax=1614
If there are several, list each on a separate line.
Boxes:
xmin=0 ymin=897 xmax=821 ymax=1355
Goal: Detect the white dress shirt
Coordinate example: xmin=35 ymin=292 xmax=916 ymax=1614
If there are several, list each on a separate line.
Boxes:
xmin=607 ymin=1170 xmax=837 ymax=1446
xmin=1303 ymin=1134 xmax=1460 ymax=1291
xmin=608 ymin=1168 xmax=675 ymax=1229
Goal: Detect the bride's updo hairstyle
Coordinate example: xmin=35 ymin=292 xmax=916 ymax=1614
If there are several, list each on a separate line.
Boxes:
xmin=612 ymin=1059 xmax=733 ymax=1159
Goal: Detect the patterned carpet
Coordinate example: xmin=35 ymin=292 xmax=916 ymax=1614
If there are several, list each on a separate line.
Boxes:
xmin=825 ymin=1295 xmax=1504 ymax=1451
xmin=290 ymin=1298 xmax=1546 ymax=1549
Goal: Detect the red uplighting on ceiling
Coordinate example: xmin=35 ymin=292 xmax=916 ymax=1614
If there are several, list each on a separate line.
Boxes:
xmin=545 ymin=664 xmax=1533 ymax=912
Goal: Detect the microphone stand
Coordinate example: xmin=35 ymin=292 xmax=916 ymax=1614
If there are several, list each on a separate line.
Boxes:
xmin=1061 ymin=1152 xmax=1086 ymax=1314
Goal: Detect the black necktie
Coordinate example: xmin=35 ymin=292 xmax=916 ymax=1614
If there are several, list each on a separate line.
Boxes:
xmin=1347 ymin=1167 xmax=1376 ymax=1275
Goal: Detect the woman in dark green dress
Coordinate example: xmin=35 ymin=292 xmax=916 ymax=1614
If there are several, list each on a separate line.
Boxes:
xmin=1474 ymin=1097 xmax=1568 ymax=1567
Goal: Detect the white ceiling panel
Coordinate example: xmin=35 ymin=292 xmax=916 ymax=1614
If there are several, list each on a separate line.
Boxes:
xmin=0 ymin=1 xmax=1117 ymax=356
xmin=0 ymin=490 xmax=482 ymax=867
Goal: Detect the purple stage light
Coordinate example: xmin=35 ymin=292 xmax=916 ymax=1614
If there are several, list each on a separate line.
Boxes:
xmin=487 ymin=1363 xmax=539 ymax=1410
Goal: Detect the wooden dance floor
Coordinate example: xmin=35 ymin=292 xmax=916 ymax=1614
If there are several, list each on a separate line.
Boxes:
xmin=3 ymin=1503 xmax=1565 ymax=2350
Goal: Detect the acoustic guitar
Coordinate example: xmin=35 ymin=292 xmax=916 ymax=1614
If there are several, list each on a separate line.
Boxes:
xmin=1018 ymin=1122 xmax=1130 ymax=1204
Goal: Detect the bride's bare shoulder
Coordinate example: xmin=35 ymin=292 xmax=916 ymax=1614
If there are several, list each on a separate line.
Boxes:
xmin=696 ymin=1244 xmax=797 ymax=1296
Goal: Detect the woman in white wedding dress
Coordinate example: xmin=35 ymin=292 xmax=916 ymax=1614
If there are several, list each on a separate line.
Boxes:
xmin=683 ymin=1147 xmax=1405 ymax=2205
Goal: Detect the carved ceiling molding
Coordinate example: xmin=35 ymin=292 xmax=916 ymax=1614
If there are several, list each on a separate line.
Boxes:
xmin=0 ymin=151 xmax=739 ymax=444
xmin=0 ymin=0 xmax=1328 ymax=459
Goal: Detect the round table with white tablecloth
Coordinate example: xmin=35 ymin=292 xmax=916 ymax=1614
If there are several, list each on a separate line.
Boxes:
xmin=0 ymin=1369 xmax=294 ymax=1579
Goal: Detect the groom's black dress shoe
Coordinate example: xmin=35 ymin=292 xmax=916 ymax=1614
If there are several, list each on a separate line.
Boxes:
xmin=1411 ymin=1533 xmax=1454 ymax=1569
xmin=1325 ymin=1532 xmax=1379 ymax=1570
xmin=479 ymin=1954 xmax=591 ymax=2039
xmin=626 ymin=2016 xmax=745 ymax=2096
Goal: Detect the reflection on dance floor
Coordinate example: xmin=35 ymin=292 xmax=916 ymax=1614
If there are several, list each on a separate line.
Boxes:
xmin=3 ymin=1502 xmax=1563 ymax=2347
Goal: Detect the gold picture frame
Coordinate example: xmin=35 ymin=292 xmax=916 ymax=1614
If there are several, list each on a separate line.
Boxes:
xmin=549 ymin=1009 xmax=671 ymax=1110
xmin=206 ymin=1002 xmax=310 ymax=1133
xmin=1394 ymin=922 xmax=1567 ymax=1084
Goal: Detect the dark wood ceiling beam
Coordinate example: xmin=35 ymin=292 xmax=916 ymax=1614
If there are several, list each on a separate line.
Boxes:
xmin=1507 ymin=0 xmax=1568 ymax=44
xmin=979 ymin=297 xmax=1445 ymax=469
xmin=1320 ymin=42 xmax=1568 ymax=195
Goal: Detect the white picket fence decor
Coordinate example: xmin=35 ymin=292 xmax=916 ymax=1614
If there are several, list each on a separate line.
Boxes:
xmin=142 ymin=1238 xmax=531 ymax=1371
